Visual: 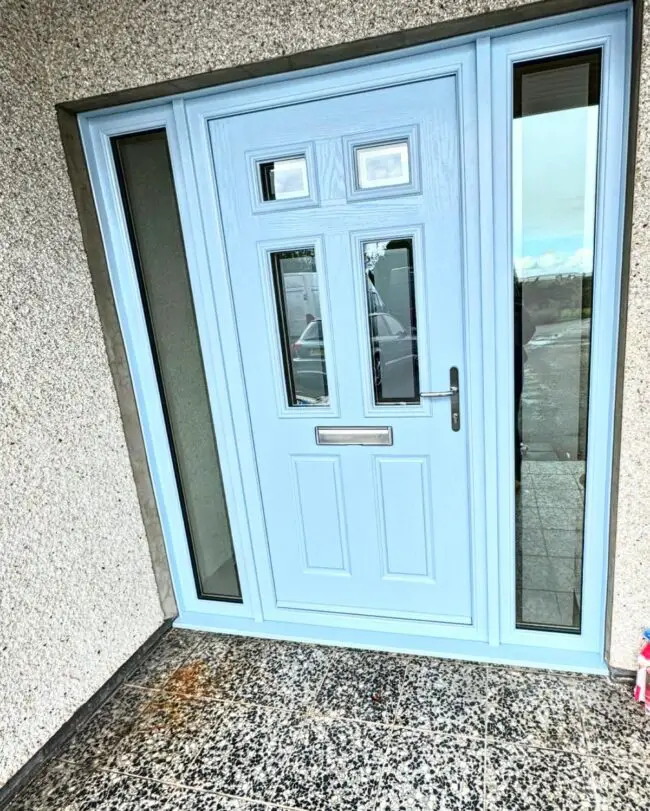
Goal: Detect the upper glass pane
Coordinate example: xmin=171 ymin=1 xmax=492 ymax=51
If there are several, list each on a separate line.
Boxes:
xmin=355 ymin=141 xmax=410 ymax=189
xmin=271 ymin=248 xmax=329 ymax=406
xmin=512 ymin=50 xmax=601 ymax=633
xmin=259 ymin=156 xmax=309 ymax=201
xmin=363 ymin=239 xmax=420 ymax=404
xmin=113 ymin=130 xmax=241 ymax=602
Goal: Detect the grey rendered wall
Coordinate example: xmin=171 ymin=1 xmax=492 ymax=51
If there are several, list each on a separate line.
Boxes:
xmin=1 ymin=0 xmax=648 ymax=786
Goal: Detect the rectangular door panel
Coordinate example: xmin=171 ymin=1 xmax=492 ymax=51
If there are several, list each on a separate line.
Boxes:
xmin=291 ymin=455 xmax=350 ymax=574
xmin=374 ymin=456 xmax=434 ymax=581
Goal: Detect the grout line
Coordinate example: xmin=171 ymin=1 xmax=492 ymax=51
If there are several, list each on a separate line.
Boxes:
xmin=569 ymin=678 xmax=602 ymax=809
xmin=363 ymin=657 xmax=413 ymax=811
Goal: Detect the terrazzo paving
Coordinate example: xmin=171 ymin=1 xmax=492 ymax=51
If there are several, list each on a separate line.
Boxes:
xmin=8 ymin=629 xmax=650 ymax=810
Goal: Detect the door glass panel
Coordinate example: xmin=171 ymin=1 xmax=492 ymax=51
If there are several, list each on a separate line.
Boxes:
xmin=271 ymin=248 xmax=329 ymax=406
xmin=259 ymin=157 xmax=309 ymax=201
xmin=512 ymin=51 xmax=601 ymax=632
xmin=355 ymin=141 xmax=410 ymax=189
xmin=112 ymin=130 xmax=242 ymax=602
xmin=363 ymin=238 xmax=419 ymax=404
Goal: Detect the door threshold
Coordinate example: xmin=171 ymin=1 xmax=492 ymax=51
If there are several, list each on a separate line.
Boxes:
xmin=176 ymin=611 xmax=606 ymax=674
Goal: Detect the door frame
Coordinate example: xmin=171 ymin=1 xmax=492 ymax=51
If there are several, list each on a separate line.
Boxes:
xmin=79 ymin=1 xmax=632 ymax=672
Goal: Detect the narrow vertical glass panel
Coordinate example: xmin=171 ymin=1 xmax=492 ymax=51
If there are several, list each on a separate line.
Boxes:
xmin=363 ymin=239 xmax=419 ymax=404
xmin=259 ymin=156 xmax=309 ymax=201
xmin=271 ymin=248 xmax=329 ymax=406
xmin=513 ymin=51 xmax=601 ymax=632
xmin=112 ymin=130 xmax=241 ymax=602
xmin=355 ymin=141 xmax=410 ymax=189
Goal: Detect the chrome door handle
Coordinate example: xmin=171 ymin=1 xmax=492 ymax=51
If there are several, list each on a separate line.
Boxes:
xmin=421 ymin=367 xmax=460 ymax=432
xmin=420 ymin=386 xmax=458 ymax=398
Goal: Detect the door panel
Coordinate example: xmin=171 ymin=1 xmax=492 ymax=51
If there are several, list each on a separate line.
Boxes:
xmin=209 ymin=75 xmax=473 ymax=623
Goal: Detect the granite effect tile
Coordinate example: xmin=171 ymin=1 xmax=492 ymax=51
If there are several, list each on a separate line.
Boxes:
xmin=162 ymin=634 xmax=234 ymax=700
xmin=166 ymin=635 xmax=329 ymax=708
xmin=77 ymin=771 xmax=173 ymax=809
xmin=590 ymin=756 xmax=650 ymax=811
xmin=58 ymin=686 xmax=152 ymax=768
xmin=517 ymin=525 xmax=547 ymax=554
xmin=485 ymin=742 xmax=596 ymax=810
xmin=6 ymin=760 xmax=91 ymax=811
xmin=520 ymin=589 xmax=562 ymax=626
xmin=108 ymin=695 xmax=224 ymax=783
xmin=164 ymin=790 xmax=271 ymax=811
xmin=576 ymin=676 xmax=650 ymax=761
xmin=544 ymin=529 xmax=583 ymax=557
xmin=224 ymin=637 xmax=331 ymax=708
xmin=272 ymin=716 xmax=388 ymax=811
xmin=128 ymin=629 xmax=208 ymax=690
xmin=487 ymin=667 xmax=585 ymax=752
xmin=183 ymin=702 xmax=297 ymax=801
xmin=376 ymin=727 xmax=484 ymax=810
xmin=395 ymin=658 xmax=487 ymax=738
xmin=164 ymin=790 xmax=272 ymax=811
xmin=311 ymin=647 xmax=406 ymax=723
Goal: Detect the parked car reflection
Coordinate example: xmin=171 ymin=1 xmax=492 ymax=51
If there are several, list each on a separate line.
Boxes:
xmin=291 ymin=314 xmax=418 ymax=403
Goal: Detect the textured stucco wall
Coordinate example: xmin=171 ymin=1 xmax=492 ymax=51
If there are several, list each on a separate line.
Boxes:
xmin=1 ymin=0 xmax=648 ymax=786
xmin=0 ymin=1 xmax=166 ymax=787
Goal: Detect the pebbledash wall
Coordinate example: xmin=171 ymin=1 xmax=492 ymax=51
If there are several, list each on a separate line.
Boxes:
xmin=1 ymin=0 xmax=648 ymax=787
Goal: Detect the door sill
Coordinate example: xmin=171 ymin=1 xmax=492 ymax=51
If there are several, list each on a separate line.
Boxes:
xmin=175 ymin=610 xmax=606 ymax=674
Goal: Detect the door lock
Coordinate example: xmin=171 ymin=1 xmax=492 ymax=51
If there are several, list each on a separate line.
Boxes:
xmin=421 ymin=366 xmax=461 ymax=432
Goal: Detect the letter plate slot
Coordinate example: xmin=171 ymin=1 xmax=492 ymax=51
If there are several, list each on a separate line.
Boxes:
xmin=315 ymin=426 xmax=393 ymax=446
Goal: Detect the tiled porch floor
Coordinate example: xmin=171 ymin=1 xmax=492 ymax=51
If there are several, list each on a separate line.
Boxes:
xmin=9 ymin=630 xmax=650 ymax=810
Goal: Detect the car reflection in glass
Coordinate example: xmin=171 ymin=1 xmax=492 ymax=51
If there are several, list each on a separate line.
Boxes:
xmin=291 ymin=313 xmax=418 ymax=405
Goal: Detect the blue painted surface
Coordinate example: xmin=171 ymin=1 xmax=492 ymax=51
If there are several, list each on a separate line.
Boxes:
xmin=202 ymin=72 xmax=476 ymax=626
xmin=79 ymin=3 xmax=632 ymax=671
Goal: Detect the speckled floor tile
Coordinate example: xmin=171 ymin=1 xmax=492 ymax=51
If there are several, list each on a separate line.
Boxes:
xmin=166 ymin=635 xmax=329 ymax=708
xmin=395 ymin=658 xmax=487 ymax=738
xmin=311 ymin=647 xmax=406 ymax=723
xmin=128 ymin=629 xmax=209 ymax=690
xmin=576 ymin=676 xmax=650 ymax=761
xmin=6 ymin=760 xmax=91 ymax=811
xmin=272 ymin=716 xmax=388 ymax=811
xmin=163 ymin=633 xmax=235 ymax=700
xmin=108 ymin=695 xmax=225 ymax=783
xmin=58 ymin=686 xmax=152 ymax=768
xmin=225 ymin=637 xmax=332 ymax=708
xmin=164 ymin=791 xmax=271 ymax=811
xmin=487 ymin=667 xmax=585 ymax=752
xmin=183 ymin=702 xmax=298 ymax=801
xmin=485 ymin=743 xmax=596 ymax=809
xmin=590 ymin=756 xmax=650 ymax=810
xmin=376 ymin=727 xmax=484 ymax=810
xmin=77 ymin=771 xmax=173 ymax=809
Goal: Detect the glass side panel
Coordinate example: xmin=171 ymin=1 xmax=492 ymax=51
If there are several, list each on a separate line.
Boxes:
xmin=271 ymin=248 xmax=329 ymax=406
xmin=363 ymin=239 xmax=419 ymax=404
xmin=259 ymin=156 xmax=309 ymax=201
xmin=112 ymin=130 xmax=242 ymax=602
xmin=355 ymin=141 xmax=410 ymax=189
xmin=512 ymin=51 xmax=601 ymax=632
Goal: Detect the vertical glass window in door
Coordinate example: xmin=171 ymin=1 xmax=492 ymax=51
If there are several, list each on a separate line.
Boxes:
xmin=513 ymin=51 xmax=601 ymax=632
xmin=270 ymin=248 xmax=329 ymax=406
xmin=362 ymin=238 xmax=420 ymax=404
xmin=112 ymin=130 xmax=242 ymax=602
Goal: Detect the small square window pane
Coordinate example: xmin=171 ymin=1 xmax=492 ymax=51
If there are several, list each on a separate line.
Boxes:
xmin=259 ymin=157 xmax=309 ymax=201
xmin=355 ymin=141 xmax=410 ymax=190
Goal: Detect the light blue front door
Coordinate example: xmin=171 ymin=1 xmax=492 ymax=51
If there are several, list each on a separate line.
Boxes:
xmin=209 ymin=75 xmax=475 ymax=624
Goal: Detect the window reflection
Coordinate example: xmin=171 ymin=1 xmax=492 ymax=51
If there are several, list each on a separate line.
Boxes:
xmin=271 ymin=248 xmax=329 ymax=406
xmin=363 ymin=239 xmax=419 ymax=404
xmin=513 ymin=51 xmax=600 ymax=632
